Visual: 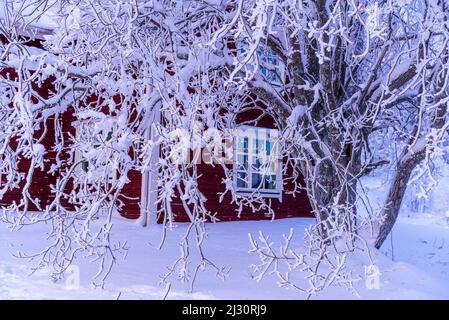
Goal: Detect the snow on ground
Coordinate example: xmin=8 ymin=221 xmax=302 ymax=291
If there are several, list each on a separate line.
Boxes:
xmin=0 ymin=215 xmax=448 ymax=300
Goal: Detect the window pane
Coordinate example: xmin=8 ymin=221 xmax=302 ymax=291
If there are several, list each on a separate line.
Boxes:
xmin=252 ymin=156 xmax=262 ymax=170
xmin=266 ymin=140 xmax=271 ymax=155
xmin=271 ymin=140 xmax=277 ymax=155
xmin=259 ymin=162 xmax=270 ymax=175
xmin=264 ymin=175 xmax=276 ymax=190
xmin=253 ymin=138 xmax=266 ymax=155
xmin=237 ymin=137 xmax=248 ymax=153
xmin=270 ymin=160 xmax=277 ymax=173
xmin=237 ymin=154 xmax=248 ymax=170
xmin=251 ymin=173 xmax=262 ymax=189
xmin=237 ymin=172 xmax=248 ymax=188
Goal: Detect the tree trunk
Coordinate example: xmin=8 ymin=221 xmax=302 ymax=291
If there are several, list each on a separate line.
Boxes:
xmin=375 ymin=92 xmax=446 ymax=249
xmin=310 ymin=156 xmax=359 ymax=241
xmin=374 ymin=157 xmax=423 ymax=249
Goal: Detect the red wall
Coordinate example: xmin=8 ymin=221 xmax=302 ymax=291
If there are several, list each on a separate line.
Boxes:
xmin=0 ymin=72 xmax=312 ymax=221
xmin=1 ymin=37 xmax=312 ymax=222
xmin=119 ymin=170 xmax=142 ymax=219
xmin=0 ymin=67 xmax=58 ymax=211
xmin=0 ymin=64 xmax=141 ymax=217
xmin=0 ymin=101 xmax=312 ymax=221
xmin=166 ymin=163 xmax=312 ymax=222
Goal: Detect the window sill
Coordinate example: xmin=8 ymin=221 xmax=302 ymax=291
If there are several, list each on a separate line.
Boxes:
xmin=236 ymin=189 xmax=282 ymax=199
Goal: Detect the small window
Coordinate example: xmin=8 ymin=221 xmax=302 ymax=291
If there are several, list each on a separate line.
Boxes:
xmin=257 ymin=47 xmax=284 ymax=86
xmin=237 ymin=40 xmax=285 ymax=86
xmin=234 ymin=126 xmax=282 ymax=198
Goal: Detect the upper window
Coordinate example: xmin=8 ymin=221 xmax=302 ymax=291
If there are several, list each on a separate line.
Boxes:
xmin=237 ymin=40 xmax=285 ymax=86
xmin=234 ymin=126 xmax=282 ymax=198
xmin=257 ymin=47 xmax=284 ymax=86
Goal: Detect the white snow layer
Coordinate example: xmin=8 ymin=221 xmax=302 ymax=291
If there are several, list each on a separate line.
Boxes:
xmin=0 ymin=215 xmax=448 ymax=300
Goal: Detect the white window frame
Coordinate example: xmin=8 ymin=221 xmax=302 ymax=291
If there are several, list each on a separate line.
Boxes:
xmin=236 ymin=40 xmax=286 ymax=86
xmin=73 ymin=119 xmax=117 ymax=182
xmin=233 ymin=125 xmax=283 ymax=199
xmin=257 ymin=47 xmax=285 ymax=86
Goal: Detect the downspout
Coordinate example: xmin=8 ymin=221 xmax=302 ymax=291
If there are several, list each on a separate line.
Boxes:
xmin=138 ymin=128 xmax=151 ymax=227
xmin=138 ymin=103 xmax=161 ymax=227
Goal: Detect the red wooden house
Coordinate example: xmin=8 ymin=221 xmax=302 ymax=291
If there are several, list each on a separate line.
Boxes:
xmin=0 ymin=22 xmax=313 ymax=224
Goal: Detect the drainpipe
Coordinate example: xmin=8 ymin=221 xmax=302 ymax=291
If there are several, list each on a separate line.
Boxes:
xmin=138 ymin=103 xmax=160 ymax=227
xmin=138 ymin=127 xmax=151 ymax=227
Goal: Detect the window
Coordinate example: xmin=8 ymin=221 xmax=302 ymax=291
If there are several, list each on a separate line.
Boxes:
xmin=234 ymin=126 xmax=282 ymax=198
xmin=257 ymin=47 xmax=284 ymax=86
xmin=236 ymin=40 xmax=285 ymax=86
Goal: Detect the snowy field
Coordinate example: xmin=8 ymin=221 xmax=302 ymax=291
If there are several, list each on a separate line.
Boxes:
xmin=1 ymin=214 xmax=448 ymax=300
